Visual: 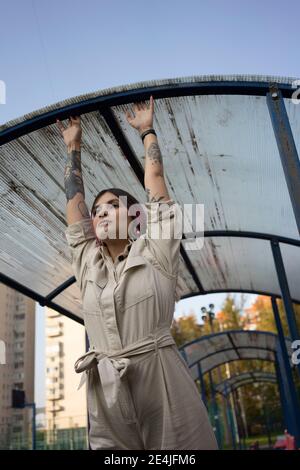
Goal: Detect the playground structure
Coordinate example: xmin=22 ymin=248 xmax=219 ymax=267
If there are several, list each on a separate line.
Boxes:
xmin=0 ymin=75 xmax=299 ymax=449
xmin=179 ymin=328 xmax=300 ymax=448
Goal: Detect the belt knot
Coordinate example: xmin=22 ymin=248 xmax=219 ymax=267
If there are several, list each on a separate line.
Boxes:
xmin=74 ymin=327 xmax=175 ymax=409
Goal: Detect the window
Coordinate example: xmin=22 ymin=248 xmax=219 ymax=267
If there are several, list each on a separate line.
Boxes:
xmin=14 ymin=314 xmax=25 ymax=320
xmin=12 ymin=426 xmax=22 ymax=433
xmin=14 ymin=362 xmax=24 ymax=369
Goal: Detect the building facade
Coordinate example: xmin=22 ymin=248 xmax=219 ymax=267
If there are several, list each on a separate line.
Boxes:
xmin=45 ymin=307 xmax=87 ymax=447
xmin=0 ymin=284 xmax=35 ymax=449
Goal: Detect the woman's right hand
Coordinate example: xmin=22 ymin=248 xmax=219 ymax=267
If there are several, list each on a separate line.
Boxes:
xmin=56 ymin=116 xmax=82 ymax=147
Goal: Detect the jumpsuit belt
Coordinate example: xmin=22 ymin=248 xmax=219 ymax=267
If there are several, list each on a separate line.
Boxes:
xmin=74 ymin=327 xmax=176 ymax=409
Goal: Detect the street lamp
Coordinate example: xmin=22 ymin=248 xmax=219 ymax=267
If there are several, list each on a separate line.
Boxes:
xmin=201 ymin=304 xmax=215 ymax=332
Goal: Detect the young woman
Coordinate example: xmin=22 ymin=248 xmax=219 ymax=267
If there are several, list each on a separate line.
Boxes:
xmin=56 ymin=97 xmax=218 ymax=450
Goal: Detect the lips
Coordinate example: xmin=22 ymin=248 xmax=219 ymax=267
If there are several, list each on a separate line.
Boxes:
xmin=98 ymin=219 xmax=111 ymax=226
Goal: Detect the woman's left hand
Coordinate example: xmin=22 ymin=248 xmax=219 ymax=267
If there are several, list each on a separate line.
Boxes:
xmin=126 ymin=95 xmax=154 ymax=133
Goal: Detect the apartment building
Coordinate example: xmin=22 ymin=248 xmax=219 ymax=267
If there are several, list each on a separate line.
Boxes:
xmin=45 ymin=306 xmax=87 ymax=444
xmin=0 ymin=283 xmax=35 ymax=448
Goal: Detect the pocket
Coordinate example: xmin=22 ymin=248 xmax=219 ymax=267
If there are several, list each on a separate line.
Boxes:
xmin=82 ymin=267 xmax=108 ymax=313
xmin=123 ymin=286 xmax=154 ymax=309
xmin=120 ymin=255 xmax=155 ymax=312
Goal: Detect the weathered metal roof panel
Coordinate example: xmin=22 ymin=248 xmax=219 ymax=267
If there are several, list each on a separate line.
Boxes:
xmin=184 ymin=331 xmax=293 ymax=379
xmin=0 ymin=75 xmax=299 ymax=321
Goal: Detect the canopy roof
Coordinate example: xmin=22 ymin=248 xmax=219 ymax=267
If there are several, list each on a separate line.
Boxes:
xmin=0 ymin=75 xmax=299 ymax=323
xmin=214 ymin=371 xmax=277 ymax=396
xmin=179 ymin=329 xmax=293 ymax=379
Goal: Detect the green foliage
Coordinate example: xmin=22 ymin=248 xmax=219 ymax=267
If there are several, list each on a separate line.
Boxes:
xmin=172 ymin=294 xmax=300 ymax=441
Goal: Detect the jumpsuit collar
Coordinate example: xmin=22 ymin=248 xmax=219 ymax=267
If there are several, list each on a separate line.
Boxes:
xmin=99 ymin=237 xmax=134 ymax=262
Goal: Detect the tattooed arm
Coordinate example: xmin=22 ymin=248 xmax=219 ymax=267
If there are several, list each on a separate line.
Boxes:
xmin=57 ymin=116 xmax=90 ymax=225
xmin=142 ymin=131 xmax=171 ymax=203
xmin=125 ymin=97 xmax=170 ymax=203
xmin=64 ymin=142 xmax=90 ymax=225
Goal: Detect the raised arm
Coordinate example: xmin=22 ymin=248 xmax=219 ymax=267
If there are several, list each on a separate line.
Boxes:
xmin=126 ymin=96 xmax=170 ymax=203
xmin=56 ymin=116 xmax=90 ymax=225
xmin=125 ymin=98 xmax=182 ymax=280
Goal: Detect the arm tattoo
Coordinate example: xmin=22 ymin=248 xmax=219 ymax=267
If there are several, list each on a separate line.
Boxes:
xmin=77 ymin=199 xmax=90 ymax=218
xmin=64 ymin=149 xmax=85 ymax=202
xmin=145 ymin=188 xmax=166 ymax=203
xmin=146 ymin=142 xmax=163 ymax=174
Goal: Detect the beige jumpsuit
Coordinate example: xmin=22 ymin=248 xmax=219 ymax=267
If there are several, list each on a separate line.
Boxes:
xmin=65 ymin=199 xmax=218 ymax=450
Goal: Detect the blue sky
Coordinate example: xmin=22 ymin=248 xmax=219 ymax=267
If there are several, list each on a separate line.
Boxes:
xmin=2 ymin=0 xmax=298 ymax=407
xmin=1 ymin=0 xmax=299 ymax=124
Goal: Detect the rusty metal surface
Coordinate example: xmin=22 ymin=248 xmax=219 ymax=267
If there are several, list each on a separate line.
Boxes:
xmin=0 ymin=75 xmax=299 ymax=321
xmin=113 ymin=94 xmax=298 ymax=237
xmin=0 ymin=112 xmax=147 ymax=320
xmin=193 ymin=236 xmax=281 ymax=294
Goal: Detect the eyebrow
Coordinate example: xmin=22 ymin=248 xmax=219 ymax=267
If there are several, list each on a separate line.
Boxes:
xmin=93 ymin=198 xmax=119 ymax=211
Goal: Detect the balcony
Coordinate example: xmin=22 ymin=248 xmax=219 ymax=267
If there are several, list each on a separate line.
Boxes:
xmin=47 ymin=393 xmax=64 ymax=401
xmin=46 ymin=327 xmax=63 ymax=338
xmin=48 ymin=405 xmax=65 ymax=413
xmin=47 ymin=311 xmax=60 ymax=319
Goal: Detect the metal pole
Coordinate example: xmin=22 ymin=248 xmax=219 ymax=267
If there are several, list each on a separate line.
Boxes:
xmin=32 ymin=403 xmax=36 ymax=450
xmin=197 ymin=362 xmax=207 ymax=406
xmin=266 ymin=85 xmax=300 ymax=234
xmin=271 ymin=240 xmax=300 ymax=376
xmin=237 ymin=387 xmax=248 ymax=439
xmin=224 ymin=381 xmax=236 ymax=450
xmin=209 ymin=370 xmax=222 ymax=448
xmin=207 ymin=312 xmax=231 ymax=447
xmin=271 ymin=296 xmax=300 ymax=447
xmin=25 ymin=403 xmax=36 ymax=450
xmin=233 ymin=389 xmax=243 ymax=449
xmin=274 ymin=359 xmax=290 ymax=432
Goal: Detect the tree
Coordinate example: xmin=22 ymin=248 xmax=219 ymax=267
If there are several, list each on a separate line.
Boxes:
xmin=171 ymin=312 xmax=202 ymax=347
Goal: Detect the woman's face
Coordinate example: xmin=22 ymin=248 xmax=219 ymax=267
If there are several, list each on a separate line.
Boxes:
xmin=91 ymin=191 xmax=133 ymax=242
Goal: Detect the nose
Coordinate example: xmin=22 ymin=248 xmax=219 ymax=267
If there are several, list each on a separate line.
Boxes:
xmin=99 ymin=209 xmax=108 ymax=218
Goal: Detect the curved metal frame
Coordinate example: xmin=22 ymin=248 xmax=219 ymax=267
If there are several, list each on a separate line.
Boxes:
xmin=178 ymin=329 xmax=292 ymax=373
xmin=179 ymin=327 xmax=300 ymax=446
xmin=0 ymin=78 xmax=299 ymax=323
xmin=213 ymin=371 xmax=277 ymax=397
xmin=0 ymin=79 xmax=296 ymax=145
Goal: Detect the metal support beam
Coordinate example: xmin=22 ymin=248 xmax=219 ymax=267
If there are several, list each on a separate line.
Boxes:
xmin=271 ymin=296 xmax=300 ymax=447
xmin=0 ymin=272 xmax=83 ymax=325
xmin=42 ymin=277 xmax=77 ymax=304
xmin=197 ymin=362 xmax=207 ymax=406
xmin=227 ymin=332 xmax=241 ymax=360
xmin=274 ymin=359 xmax=291 ymax=432
xmin=24 ymin=403 xmax=36 ymax=450
xmin=224 ymin=380 xmax=236 ymax=450
xmin=267 ymin=84 xmax=300 ymax=234
xmin=209 ymin=371 xmax=222 ymax=448
xmin=0 ymin=80 xmax=296 ymax=146
xmin=271 ymin=239 xmax=300 ymax=347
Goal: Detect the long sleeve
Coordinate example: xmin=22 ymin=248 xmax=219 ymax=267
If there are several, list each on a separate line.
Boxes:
xmin=142 ymin=199 xmax=183 ymax=279
xmin=64 ymin=217 xmax=97 ymax=291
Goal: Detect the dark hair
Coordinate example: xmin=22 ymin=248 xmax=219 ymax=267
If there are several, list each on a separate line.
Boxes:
xmin=90 ymin=187 xmax=145 ymax=236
